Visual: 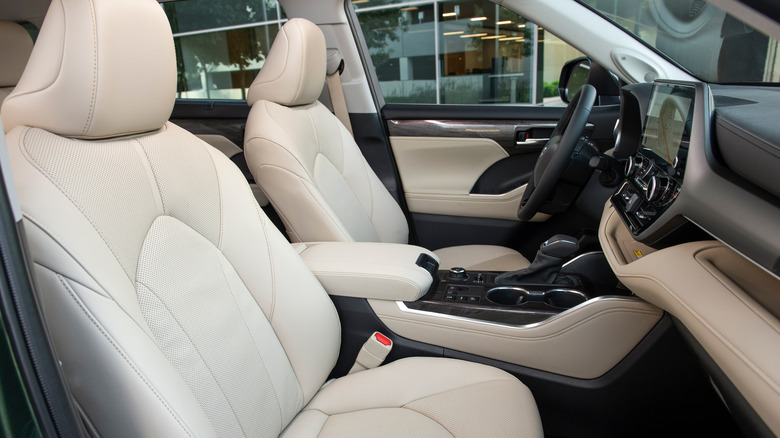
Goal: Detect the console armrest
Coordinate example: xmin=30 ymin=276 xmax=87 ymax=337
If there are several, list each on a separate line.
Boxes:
xmin=298 ymin=242 xmax=438 ymax=301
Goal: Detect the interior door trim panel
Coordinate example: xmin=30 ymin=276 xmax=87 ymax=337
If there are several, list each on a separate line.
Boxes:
xmin=390 ymin=136 xmax=508 ymax=194
xmin=406 ymin=185 xmax=544 ymax=221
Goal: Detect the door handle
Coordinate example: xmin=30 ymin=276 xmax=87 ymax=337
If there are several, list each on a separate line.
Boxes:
xmin=514 ymin=122 xmax=595 ymax=150
xmin=515 ymin=124 xmax=556 ymax=149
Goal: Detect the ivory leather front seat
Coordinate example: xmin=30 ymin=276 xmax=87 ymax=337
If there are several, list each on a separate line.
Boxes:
xmin=244 ymin=19 xmax=530 ymax=272
xmin=1 ymin=0 xmax=543 ymax=436
xmin=0 ymin=20 xmax=34 ymax=106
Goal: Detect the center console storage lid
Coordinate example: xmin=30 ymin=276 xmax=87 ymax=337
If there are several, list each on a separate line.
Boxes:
xmin=298 ymin=242 xmax=439 ymax=301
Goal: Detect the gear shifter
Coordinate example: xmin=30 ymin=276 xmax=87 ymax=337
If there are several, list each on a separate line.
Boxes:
xmin=495 ymin=234 xmax=579 ymax=284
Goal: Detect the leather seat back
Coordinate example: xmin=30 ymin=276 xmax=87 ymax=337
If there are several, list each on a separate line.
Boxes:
xmin=0 ymin=20 xmax=34 ymax=107
xmin=2 ymin=0 xmax=340 ymax=436
xmin=245 ymin=19 xmax=409 ymax=244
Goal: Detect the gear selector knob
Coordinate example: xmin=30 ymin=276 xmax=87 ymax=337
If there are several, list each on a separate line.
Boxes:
xmin=540 ymin=234 xmax=580 ymax=258
xmin=494 ymin=234 xmax=579 ymax=284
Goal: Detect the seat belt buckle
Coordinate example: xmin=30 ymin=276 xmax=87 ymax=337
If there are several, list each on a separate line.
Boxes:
xmin=348 ymin=331 xmax=393 ymax=374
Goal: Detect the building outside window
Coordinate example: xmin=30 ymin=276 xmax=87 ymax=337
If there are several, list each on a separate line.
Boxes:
xmin=162 ymin=0 xmax=583 ymax=105
xmin=354 ymin=0 xmax=583 ymax=105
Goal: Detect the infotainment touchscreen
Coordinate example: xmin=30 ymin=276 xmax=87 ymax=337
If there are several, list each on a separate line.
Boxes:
xmin=640 ymin=84 xmax=695 ymax=165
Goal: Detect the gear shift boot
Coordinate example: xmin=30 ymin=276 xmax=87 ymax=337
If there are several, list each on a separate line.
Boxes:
xmin=495 ymin=234 xmax=579 ymax=284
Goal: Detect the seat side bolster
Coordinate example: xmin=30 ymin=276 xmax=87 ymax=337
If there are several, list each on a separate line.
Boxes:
xmin=34 ymin=266 xmax=215 ymax=438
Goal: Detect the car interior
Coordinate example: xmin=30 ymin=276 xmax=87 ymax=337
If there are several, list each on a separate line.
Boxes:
xmin=0 ymin=0 xmax=778 ymax=437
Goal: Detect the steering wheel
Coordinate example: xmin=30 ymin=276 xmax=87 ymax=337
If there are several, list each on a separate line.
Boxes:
xmin=517 ymin=84 xmax=597 ymax=221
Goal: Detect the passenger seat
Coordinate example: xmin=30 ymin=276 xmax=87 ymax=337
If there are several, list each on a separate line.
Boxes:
xmin=243 ymin=19 xmax=531 ymax=271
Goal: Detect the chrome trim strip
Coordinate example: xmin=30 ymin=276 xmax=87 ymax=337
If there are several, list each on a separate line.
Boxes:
xmin=562 ymin=251 xmax=604 ymax=268
xmin=395 ymin=296 xmax=646 ymax=330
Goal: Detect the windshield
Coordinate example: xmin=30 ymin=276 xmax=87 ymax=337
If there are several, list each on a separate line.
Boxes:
xmin=577 ymin=0 xmax=780 ymax=83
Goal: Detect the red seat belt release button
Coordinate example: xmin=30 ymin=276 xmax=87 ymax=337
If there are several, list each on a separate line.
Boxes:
xmin=348 ymin=331 xmax=393 ymax=374
xmin=375 ymin=332 xmax=391 ymax=346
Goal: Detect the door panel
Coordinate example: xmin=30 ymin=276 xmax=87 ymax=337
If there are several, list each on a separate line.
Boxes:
xmin=380 ymin=103 xmax=619 ymax=252
xmin=390 ymin=136 xmax=508 ymax=195
xmin=383 ymin=103 xmax=565 ymax=223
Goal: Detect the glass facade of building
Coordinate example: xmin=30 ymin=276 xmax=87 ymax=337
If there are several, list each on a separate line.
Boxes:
xmin=162 ymin=0 xmax=583 ymax=104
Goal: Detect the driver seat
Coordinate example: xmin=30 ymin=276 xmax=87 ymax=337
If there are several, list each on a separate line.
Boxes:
xmin=244 ymin=19 xmax=530 ymax=271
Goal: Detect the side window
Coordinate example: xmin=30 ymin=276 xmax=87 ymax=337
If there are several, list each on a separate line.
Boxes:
xmin=162 ymin=0 xmax=286 ymax=100
xmin=353 ymin=0 xmax=583 ymax=105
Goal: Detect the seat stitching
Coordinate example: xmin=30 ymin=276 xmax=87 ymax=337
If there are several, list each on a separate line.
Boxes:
xmin=256 ymin=164 xmax=355 ymax=242
xmin=246 ymin=136 xmax=310 ymax=182
xmin=297 ymin=175 xmax=356 ymax=241
xmin=291 ymin=22 xmax=307 ymax=105
xmin=246 ymin=110 xmax=315 ymax=177
xmin=215 ymin=252 xmax=288 ymax=427
xmin=401 ymin=378 xmax=514 ymax=408
xmin=18 ymin=128 xmax=135 ymax=283
xmin=307 ymin=111 xmax=322 ymax=157
xmin=360 ymin=149 xmax=378 ymax=235
xmin=253 ymin=103 xmax=310 ymax=156
xmin=56 ymin=275 xmax=195 ymax=438
xmin=253 ymin=200 xmax=278 ymax=321
xmin=81 ymin=0 xmax=98 ymax=135
xmin=35 ymin=262 xmax=163 ymax=353
xmin=198 ymin=138 xmax=225 ymax=249
xmin=332 ymin=110 xmax=345 ymax=171
xmin=133 ymin=138 xmax=165 ymax=214
xmin=398 ymin=407 xmax=456 ymax=438
xmin=24 ymin=214 xmax=113 ymax=297
xmin=260 ymin=196 xmax=302 ymax=243
xmin=136 ymin=280 xmax=250 ymax=437
xmin=334 ymin=115 xmax=376 ymax=234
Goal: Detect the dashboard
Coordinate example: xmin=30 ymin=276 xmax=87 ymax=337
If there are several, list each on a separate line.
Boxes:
xmin=612 ymin=80 xmax=780 ymax=277
xmin=602 ymin=80 xmax=780 ymax=436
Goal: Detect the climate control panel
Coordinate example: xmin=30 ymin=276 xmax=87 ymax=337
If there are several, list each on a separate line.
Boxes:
xmin=613 ymin=152 xmax=683 ymax=235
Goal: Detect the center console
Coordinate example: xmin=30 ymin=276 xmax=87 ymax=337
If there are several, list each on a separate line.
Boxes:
xmin=405 ymin=255 xmax=622 ymax=325
xmin=612 ymin=82 xmax=695 ymax=237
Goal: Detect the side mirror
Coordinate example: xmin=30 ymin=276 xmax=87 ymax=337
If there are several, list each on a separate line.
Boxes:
xmin=558 ymin=57 xmax=591 ymax=104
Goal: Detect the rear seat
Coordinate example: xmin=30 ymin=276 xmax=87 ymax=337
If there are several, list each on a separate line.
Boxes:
xmin=0 ymin=21 xmax=33 ymax=108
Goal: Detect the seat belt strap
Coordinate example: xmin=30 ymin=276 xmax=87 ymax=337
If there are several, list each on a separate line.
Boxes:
xmin=348 ymin=331 xmax=393 ymax=374
xmin=325 ymin=49 xmax=354 ymax=136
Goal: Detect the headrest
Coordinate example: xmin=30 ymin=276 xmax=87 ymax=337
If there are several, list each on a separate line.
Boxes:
xmin=0 ymin=21 xmax=34 ymax=87
xmin=247 ymin=18 xmax=326 ymax=107
xmin=1 ymin=0 xmax=176 ymax=138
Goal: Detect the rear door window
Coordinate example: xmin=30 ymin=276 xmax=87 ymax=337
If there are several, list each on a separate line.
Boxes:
xmin=162 ymin=0 xmax=286 ymax=100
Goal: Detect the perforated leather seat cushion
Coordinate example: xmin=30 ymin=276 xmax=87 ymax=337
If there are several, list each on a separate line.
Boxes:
xmin=284 ymin=357 xmax=543 ymax=438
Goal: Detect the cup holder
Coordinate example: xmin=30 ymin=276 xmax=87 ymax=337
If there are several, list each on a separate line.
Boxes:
xmin=545 ymin=289 xmax=588 ymax=309
xmin=485 ymin=287 xmax=588 ymax=309
xmin=484 ymin=287 xmax=527 ymax=305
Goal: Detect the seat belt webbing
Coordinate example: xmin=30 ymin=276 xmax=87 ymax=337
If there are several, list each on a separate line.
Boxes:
xmin=325 ymin=49 xmax=354 ymax=136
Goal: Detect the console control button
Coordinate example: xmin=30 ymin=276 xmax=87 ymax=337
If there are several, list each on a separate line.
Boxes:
xmin=449 ymin=267 xmax=468 ymax=280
